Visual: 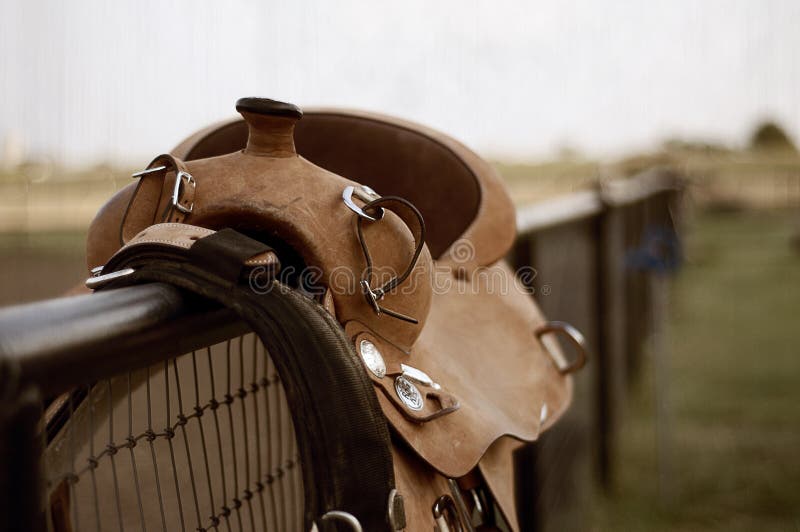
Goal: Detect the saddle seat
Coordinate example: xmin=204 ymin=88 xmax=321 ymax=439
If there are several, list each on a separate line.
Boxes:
xmin=171 ymin=107 xmax=515 ymax=268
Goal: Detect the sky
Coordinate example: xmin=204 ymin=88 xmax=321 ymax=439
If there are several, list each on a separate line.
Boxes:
xmin=1 ymin=0 xmax=799 ymax=166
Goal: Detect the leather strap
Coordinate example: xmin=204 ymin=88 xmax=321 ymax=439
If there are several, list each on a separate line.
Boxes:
xmin=119 ymin=154 xmax=196 ymax=245
xmin=356 ymin=195 xmax=426 ymax=324
xmin=96 ymin=223 xmax=397 ymax=531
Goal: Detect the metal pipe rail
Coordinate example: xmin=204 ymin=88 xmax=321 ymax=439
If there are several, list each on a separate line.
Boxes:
xmin=0 ymin=283 xmax=247 ymax=398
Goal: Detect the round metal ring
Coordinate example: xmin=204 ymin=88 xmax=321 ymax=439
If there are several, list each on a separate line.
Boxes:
xmin=343 ymin=185 xmax=385 ymax=221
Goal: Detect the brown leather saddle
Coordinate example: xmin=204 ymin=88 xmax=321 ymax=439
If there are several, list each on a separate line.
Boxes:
xmin=86 ymin=98 xmax=586 ymax=530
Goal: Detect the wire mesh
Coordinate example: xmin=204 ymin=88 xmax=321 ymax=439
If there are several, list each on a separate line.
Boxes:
xmin=43 ymin=332 xmax=304 ymax=532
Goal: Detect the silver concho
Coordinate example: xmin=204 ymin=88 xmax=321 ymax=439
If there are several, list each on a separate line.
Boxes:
xmin=394 ymin=375 xmax=424 ymax=411
xmin=359 ymin=339 xmax=386 ymax=379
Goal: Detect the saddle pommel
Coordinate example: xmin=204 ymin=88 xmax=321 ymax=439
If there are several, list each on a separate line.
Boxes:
xmin=236 ymin=97 xmax=302 ymax=158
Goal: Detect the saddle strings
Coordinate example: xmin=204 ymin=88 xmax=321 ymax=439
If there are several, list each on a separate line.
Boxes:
xmin=356 ymin=196 xmax=426 ymax=324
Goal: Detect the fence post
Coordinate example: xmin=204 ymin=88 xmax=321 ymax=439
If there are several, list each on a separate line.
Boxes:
xmin=512 ymin=219 xmax=599 ymax=531
xmin=595 ymin=199 xmax=629 ymax=490
xmin=623 ymin=201 xmax=650 ymax=386
xmin=0 ymin=358 xmax=46 ymax=532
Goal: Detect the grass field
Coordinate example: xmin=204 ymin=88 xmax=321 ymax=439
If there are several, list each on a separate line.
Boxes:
xmin=0 ymin=231 xmax=87 ymax=305
xmin=594 ymin=209 xmax=800 ymax=531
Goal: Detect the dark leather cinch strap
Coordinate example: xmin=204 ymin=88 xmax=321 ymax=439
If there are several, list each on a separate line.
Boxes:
xmin=94 ymin=223 xmax=398 ymax=532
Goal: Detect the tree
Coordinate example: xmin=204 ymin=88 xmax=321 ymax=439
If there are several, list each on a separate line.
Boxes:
xmin=749 ymin=121 xmax=798 ymax=153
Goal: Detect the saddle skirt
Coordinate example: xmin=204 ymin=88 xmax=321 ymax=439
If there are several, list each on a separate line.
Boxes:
xmin=86 ymin=98 xmax=582 ymax=527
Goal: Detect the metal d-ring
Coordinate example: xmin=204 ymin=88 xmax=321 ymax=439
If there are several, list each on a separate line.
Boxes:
xmin=447 ymin=478 xmax=476 ymax=532
xmin=343 ymin=185 xmax=384 ymax=221
xmin=432 ymin=495 xmax=460 ymax=532
xmin=535 ymin=321 xmax=588 ymax=374
xmin=318 ymin=510 xmax=363 ymax=532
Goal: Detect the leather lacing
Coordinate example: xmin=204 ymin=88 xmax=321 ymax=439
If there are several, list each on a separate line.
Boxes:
xmin=356 ymin=195 xmax=426 ymax=324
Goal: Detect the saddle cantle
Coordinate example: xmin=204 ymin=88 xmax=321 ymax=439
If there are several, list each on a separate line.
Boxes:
xmin=86 ymin=98 xmax=585 ymax=528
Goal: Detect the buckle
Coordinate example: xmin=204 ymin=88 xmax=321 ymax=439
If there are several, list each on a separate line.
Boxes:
xmin=85 ymin=267 xmax=135 ymax=290
xmin=360 ymin=279 xmax=383 ymax=315
xmin=132 ymin=164 xmax=195 ymax=215
xmin=171 ymin=170 xmax=195 ymax=214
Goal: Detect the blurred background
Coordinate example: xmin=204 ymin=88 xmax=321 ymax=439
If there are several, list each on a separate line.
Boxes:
xmin=1 ymin=1 xmax=798 ymax=530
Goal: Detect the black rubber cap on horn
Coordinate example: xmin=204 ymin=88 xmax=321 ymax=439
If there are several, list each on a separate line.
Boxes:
xmin=235 ymin=97 xmax=303 ymax=120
